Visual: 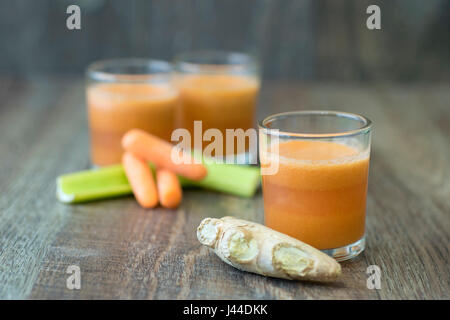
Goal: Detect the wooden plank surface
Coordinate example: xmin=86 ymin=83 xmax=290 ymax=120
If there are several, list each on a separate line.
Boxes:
xmin=0 ymin=78 xmax=448 ymax=299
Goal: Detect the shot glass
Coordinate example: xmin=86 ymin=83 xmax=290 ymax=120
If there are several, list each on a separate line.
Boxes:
xmin=86 ymin=58 xmax=178 ymax=166
xmin=259 ymin=111 xmax=372 ymax=261
xmin=174 ymin=51 xmax=260 ymax=163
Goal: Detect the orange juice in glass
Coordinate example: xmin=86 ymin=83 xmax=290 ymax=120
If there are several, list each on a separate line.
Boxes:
xmin=86 ymin=59 xmax=178 ymax=166
xmin=259 ymin=111 xmax=371 ymax=261
xmin=174 ymin=51 xmax=260 ymax=162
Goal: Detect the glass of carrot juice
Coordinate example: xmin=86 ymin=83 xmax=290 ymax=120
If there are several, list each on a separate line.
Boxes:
xmin=259 ymin=111 xmax=372 ymax=261
xmin=86 ymin=59 xmax=178 ymax=166
xmin=174 ymin=51 xmax=260 ymax=163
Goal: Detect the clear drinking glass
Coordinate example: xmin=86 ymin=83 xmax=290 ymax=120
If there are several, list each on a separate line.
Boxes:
xmin=86 ymin=58 xmax=178 ymax=166
xmin=259 ymin=111 xmax=372 ymax=261
xmin=174 ymin=51 xmax=260 ymax=163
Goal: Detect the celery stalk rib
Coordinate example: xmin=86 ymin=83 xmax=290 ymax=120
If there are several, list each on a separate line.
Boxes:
xmin=57 ymin=163 xmax=261 ymax=203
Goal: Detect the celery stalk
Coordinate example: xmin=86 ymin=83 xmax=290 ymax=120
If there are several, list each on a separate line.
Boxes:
xmin=57 ymin=162 xmax=261 ymax=203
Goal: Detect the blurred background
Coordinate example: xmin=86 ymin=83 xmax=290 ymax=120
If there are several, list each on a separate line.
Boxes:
xmin=0 ymin=0 xmax=448 ymax=82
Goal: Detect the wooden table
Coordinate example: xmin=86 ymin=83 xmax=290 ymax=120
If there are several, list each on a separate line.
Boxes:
xmin=0 ymin=78 xmax=448 ymax=299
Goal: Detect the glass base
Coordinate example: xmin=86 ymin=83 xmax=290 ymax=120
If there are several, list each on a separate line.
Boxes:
xmin=321 ymin=237 xmax=365 ymax=262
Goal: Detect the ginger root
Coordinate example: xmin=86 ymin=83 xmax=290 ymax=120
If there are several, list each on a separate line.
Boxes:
xmin=197 ymin=216 xmax=341 ymax=282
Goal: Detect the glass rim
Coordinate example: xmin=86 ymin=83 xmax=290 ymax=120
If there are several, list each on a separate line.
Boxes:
xmin=86 ymin=58 xmax=172 ymax=82
xmin=259 ymin=110 xmax=372 ymax=138
xmin=173 ymin=50 xmax=259 ymax=74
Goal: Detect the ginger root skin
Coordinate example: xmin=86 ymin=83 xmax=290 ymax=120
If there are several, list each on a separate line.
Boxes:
xmin=197 ymin=216 xmax=341 ymax=282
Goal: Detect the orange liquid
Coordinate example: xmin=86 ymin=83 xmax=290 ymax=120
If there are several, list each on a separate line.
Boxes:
xmin=176 ymin=74 xmax=259 ymax=156
xmin=87 ymin=83 xmax=178 ymax=166
xmin=262 ymin=140 xmax=369 ymax=249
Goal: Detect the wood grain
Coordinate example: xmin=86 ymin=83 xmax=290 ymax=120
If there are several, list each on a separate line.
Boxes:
xmin=0 ymin=78 xmax=448 ymax=299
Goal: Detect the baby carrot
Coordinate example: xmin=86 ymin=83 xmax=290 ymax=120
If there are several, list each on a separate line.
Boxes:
xmin=122 ymin=129 xmax=207 ymax=181
xmin=156 ymin=168 xmax=182 ymax=209
xmin=122 ymin=152 xmax=158 ymax=208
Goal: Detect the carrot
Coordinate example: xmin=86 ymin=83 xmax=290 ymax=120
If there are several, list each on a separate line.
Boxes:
xmin=156 ymin=168 xmax=182 ymax=209
xmin=122 ymin=152 xmax=158 ymax=208
xmin=122 ymin=129 xmax=207 ymax=181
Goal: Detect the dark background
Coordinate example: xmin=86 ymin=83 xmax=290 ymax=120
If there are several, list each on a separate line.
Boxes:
xmin=1 ymin=0 xmax=448 ymax=82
